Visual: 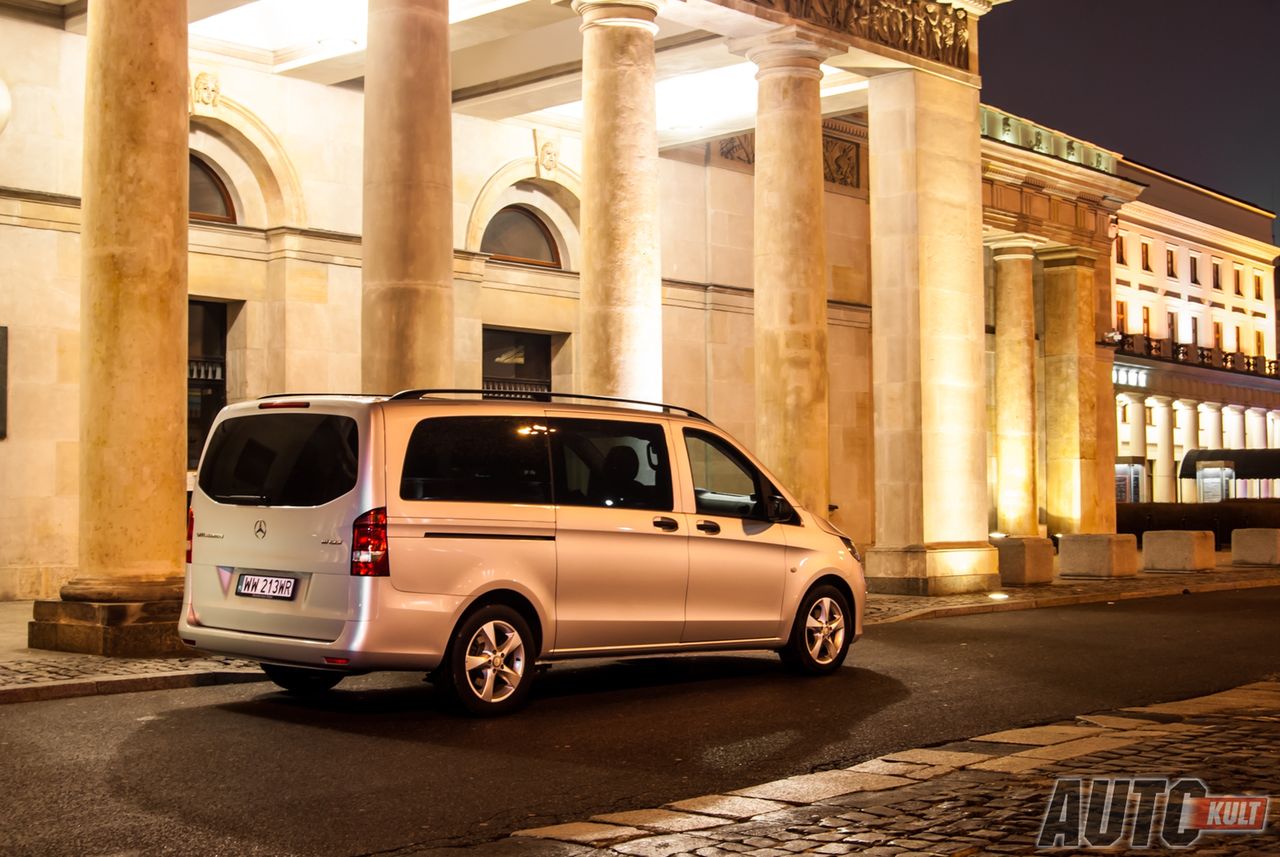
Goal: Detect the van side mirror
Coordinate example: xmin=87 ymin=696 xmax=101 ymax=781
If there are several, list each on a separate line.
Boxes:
xmin=766 ymin=494 xmax=795 ymax=523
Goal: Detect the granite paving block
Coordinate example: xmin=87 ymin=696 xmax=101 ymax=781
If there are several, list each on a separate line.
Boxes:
xmin=732 ymin=772 xmax=914 ymax=804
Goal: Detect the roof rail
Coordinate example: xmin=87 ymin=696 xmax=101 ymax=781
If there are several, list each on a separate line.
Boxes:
xmin=258 ymin=392 xmax=383 ymax=399
xmin=386 ymin=388 xmax=709 ymax=421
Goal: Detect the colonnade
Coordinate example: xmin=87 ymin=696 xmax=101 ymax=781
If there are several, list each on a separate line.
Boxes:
xmin=1115 ymin=395 xmax=1280 ymax=501
xmin=72 ymin=0 xmax=1004 ymax=610
xmin=989 ymin=239 xmax=1105 ymax=540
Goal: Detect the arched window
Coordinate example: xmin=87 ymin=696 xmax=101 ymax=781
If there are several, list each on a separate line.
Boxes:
xmin=480 ymin=205 xmax=561 ymax=268
xmin=189 ymin=155 xmax=235 ymax=223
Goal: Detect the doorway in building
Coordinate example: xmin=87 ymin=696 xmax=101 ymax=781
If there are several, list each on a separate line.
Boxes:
xmin=188 ymin=300 xmax=227 ymax=469
xmin=482 ymin=328 xmax=552 ymax=399
xmin=1115 ymin=458 xmax=1146 ymax=502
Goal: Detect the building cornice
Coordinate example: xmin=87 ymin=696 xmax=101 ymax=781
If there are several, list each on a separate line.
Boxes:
xmin=1120 ymin=201 xmax=1280 ymax=266
xmin=981 ymin=139 xmax=1144 ymax=211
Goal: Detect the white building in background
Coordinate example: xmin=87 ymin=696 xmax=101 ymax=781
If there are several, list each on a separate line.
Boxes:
xmin=1110 ymin=161 xmax=1280 ymax=504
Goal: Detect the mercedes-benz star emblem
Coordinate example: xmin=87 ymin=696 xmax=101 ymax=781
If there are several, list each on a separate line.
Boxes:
xmin=253 ymin=520 xmax=267 ymax=539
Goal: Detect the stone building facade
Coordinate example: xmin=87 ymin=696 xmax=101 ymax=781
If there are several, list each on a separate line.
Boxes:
xmin=0 ymin=0 xmax=1275 ymax=606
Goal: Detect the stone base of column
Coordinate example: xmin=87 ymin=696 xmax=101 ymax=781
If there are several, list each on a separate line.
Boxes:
xmin=992 ymin=536 xmax=1056 ymax=586
xmin=865 ymin=543 xmax=999 ymax=595
xmin=1057 ymin=534 xmax=1139 ymax=579
xmin=27 ymin=576 xmax=186 ymax=657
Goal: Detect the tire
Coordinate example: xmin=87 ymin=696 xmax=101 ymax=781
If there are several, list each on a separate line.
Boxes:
xmin=444 ymin=604 xmax=536 ymax=716
xmin=779 ymin=584 xmax=852 ymax=675
xmin=261 ymin=663 xmax=344 ymax=694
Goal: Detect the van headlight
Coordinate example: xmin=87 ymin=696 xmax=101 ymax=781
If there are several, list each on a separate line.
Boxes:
xmin=813 ymin=514 xmax=862 ymax=564
xmin=839 ymin=536 xmax=863 ymax=565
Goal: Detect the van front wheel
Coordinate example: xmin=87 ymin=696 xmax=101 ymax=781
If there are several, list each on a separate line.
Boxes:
xmin=779 ymin=585 xmax=851 ymax=675
xmin=446 ymin=605 xmax=534 ymax=716
xmin=261 ymin=663 xmax=344 ymax=694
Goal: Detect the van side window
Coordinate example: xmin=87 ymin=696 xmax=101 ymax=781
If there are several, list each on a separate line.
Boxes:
xmin=684 ymin=429 xmax=767 ymax=519
xmin=550 ymin=419 xmax=673 ymax=512
xmin=400 ymin=417 xmax=551 ymax=504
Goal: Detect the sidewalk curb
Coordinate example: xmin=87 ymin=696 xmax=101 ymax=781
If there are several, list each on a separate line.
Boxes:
xmin=869 ymin=576 xmax=1280 ymax=625
xmin=0 ymin=669 xmax=267 ymax=705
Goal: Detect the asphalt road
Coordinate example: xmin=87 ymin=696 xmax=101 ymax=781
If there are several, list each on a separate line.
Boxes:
xmin=2 ymin=588 xmax=1278 ymax=857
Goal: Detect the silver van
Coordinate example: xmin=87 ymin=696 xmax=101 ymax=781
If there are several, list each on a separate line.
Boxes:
xmin=180 ymin=390 xmax=866 ymax=715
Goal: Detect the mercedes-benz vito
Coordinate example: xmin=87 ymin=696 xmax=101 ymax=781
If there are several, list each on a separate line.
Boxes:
xmin=180 ymin=390 xmax=866 ymax=715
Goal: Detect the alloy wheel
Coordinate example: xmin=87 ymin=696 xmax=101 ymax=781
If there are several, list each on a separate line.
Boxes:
xmin=804 ymin=596 xmax=846 ymax=666
xmin=463 ymin=619 xmax=526 ymax=703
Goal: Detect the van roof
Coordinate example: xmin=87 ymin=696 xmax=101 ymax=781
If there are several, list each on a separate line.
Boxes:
xmin=257 ymin=390 xmax=710 ymax=422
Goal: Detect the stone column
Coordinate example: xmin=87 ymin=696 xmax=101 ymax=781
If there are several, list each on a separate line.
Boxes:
xmin=30 ymin=0 xmax=190 ymax=655
xmin=1224 ymin=405 xmax=1246 ymax=448
xmin=362 ymin=0 xmax=454 ymax=393
xmin=990 ymin=238 xmax=1040 ymax=535
xmin=1040 ymin=248 xmax=1100 ymax=534
xmin=1245 ymin=406 xmax=1268 ymax=497
xmin=1148 ymin=396 xmax=1175 ymax=503
xmin=573 ymin=0 xmax=663 ymax=401
xmin=1245 ymin=407 xmax=1267 ymax=449
xmin=1264 ymin=411 xmax=1274 ymax=496
xmin=1224 ymin=404 xmax=1245 ymax=499
xmin=733 ymin=27 xmax=840 ymax=514
xmin=866 ymin=69 xmax=997 ymax=595
xmin=1175 ymin=399 xmax=1199 ymax=501
xmin=1199 ymin=402 xmax=1224 ymax=450
xmin=1122 ymin=393 xmax=1147 ymax=502
xmin=988 ymin=237 xmax=1053 ymax=584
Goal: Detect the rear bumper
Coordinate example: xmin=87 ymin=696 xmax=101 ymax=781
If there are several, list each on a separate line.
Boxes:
xmin=179 ymin=579 xmax=465 ymax=671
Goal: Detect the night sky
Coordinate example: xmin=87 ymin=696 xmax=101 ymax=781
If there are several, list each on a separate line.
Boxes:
xmin=979 ymin=0 xmax=1280 ymax=247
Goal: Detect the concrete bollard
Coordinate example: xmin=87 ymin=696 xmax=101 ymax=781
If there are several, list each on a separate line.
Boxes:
xmin=992 ymin=536 xmax=1055 ymax=585
xmin=1231 ymin=529 xmax=1280 ymax=566
xmin=1057 ymin=534 xmax=1139 ymax=578
xmin=1142 ymin=530 xmax=1216 ymax=573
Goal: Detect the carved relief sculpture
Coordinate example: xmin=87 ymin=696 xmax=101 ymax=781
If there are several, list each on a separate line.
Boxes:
xmin=822 ymin=138 xmax=859 ymax=188
xmin=190 ymin=71 xmax=220 ymax=111
xmin=750 ymin=0 xmax=970 ymax=70
xmin=533 ymin=129 xmax=561 ymax=179
xmin=719 ymin=130 xmax=860 ymax=190
xmin=719 ymin=134 xmax=755 ymax=165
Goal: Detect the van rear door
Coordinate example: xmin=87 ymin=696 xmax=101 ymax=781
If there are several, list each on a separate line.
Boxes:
xmin=188 ymin=400 xmax=380 ymax=641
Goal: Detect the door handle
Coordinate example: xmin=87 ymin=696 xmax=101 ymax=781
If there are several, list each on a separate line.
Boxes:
xmin=652 ymin=516 xmax=680 ymax=532
xmin=696 ymin=520 xmax=721 ymax=535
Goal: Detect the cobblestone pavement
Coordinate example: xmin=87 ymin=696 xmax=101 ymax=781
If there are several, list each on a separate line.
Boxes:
xmin=483 ymin=681 xmax=1280 ymax=857
xmin=0 ymin=654 xmax=258 ymax=687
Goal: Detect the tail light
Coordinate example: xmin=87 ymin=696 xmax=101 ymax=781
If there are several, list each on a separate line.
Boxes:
xmin=351 ymin=508 xmax=389 ymax=576
xmin=186 ymin=507 xmax=194 ymax=564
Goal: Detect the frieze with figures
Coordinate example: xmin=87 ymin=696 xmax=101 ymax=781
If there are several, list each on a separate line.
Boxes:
xmin=718 ymin=131 xmax=861 ymax=189
xmin=748 ymin=0 xmax=970 ymax=70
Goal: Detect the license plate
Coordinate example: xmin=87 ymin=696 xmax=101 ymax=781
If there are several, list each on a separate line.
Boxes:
xmin=235 ymin=574 xmax=297 ymax=600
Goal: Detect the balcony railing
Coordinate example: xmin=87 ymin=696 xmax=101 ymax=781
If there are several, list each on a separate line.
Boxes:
xmin=188 ymin=357 xmax=225 ymax=382
xmin=481 ymin=377 xmax=552 ymax=400
xmin=1117 ymin=336 xmax=1277 ymax=378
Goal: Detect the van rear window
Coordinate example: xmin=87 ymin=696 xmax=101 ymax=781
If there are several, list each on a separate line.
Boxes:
xmin=199 ymin=414 xmax=358 ymax=506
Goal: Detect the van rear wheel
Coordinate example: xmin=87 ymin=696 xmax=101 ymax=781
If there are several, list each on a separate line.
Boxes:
xmin=261 ymin=664 xmax=344 ymax=694
xmin=445 ymin=605 xmax=535 ymax=716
